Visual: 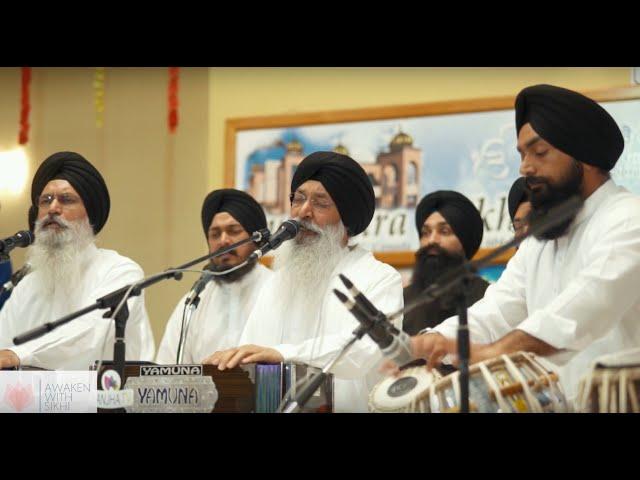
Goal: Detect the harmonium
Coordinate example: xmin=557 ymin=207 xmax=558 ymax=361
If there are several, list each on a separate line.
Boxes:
xmin=95 ymin=362 xmax=334 ymax=413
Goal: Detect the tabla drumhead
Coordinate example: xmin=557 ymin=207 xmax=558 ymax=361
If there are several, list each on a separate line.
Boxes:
xmin=369 ymin=367 xmax=439 ymax=412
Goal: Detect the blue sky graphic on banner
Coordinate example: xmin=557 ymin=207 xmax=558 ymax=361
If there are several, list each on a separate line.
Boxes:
xmin=236 ymin=98 xmax=640 ymax=254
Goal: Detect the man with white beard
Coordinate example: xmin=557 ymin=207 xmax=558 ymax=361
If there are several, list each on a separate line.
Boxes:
xmin=0 ymin=151 xmax=155 ymax=370
xmin=203 ymin=151 xmax=404 ymax=412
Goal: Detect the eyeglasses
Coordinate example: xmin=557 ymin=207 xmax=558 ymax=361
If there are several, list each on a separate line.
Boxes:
xmin=37 ymin=193 xmax=82 ymax=208
xmin=289 ymin=192 xmax=335 ymax=212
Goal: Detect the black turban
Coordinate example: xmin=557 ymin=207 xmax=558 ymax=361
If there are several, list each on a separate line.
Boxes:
xmin=508 ymin=177 xmax=530 ymax=222
xmin=201 ymin=189 xmax=267 ymax=238
xmin=31 ymin=152 xmax=110 ymax=235
xmin=290 ymin=151 xmax=375 ymax=236
xmin=515 ymin=84 xmax=624 ymax=171
xmin=415 ymin=191 xmax=484 ymax=260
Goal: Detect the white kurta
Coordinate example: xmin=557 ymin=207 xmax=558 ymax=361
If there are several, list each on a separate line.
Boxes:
xmin=156 ymin=263 xmax=272 ymax=364
xmin=239 ymin=244 xmax=404 ymax=413
xmin=0 ymin=244 xmax=155 ymax=369
xmin=434 ymin=179 xmax=640 ymax=403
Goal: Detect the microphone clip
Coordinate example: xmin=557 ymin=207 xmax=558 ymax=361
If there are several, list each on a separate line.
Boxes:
xmin=252 ymin=228 xmax=271 ymax=245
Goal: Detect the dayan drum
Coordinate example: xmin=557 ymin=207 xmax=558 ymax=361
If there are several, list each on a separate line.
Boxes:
xmin=430 ymin=352 xmax=568 ymax=413
xmin=576 ymin=348 xmax=640 ymax=413
xmin=369 ymin=364 xmax=443 ymax=413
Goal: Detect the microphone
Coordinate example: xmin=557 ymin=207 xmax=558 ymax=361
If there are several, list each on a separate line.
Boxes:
xmin=339 ymin=274 xmax=378 ymax=317
xmin=0 ymin=231 xmax=34 ymax=255
xmin=333 ymin=288 xmax=414 ymax=367
xmin=248 ymin=219 xmax=300 ymax=262
xmin=1 ymin=263 xmax=31 ymax=294
xmin=184 ymin=265 xmax=214 ymax=306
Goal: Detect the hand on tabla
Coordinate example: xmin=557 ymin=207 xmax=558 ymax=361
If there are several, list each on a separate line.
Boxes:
xmin=378 ymin=359 xmax=402 ymax=377
xmin=379 ymin=332 xmax=455 ymax=376
xmin=410 ymin=333 xmax=458 ymax=370
xmin=412 ymin=334 xmax=497 ymax=369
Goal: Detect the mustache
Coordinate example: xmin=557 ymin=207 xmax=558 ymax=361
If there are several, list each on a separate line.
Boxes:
xmin=295 ymin=220 xmax=323 ymax=235
xmin=525 ymin=176 xmax=549 ymax=190
xmin=39 ymin=216 xmax=70 ymax=229
xmin=210 ymin=249 xmax=240 ymax=266
xmin=415 ymin=244 xmax=462 ymax=262
xmin=421 ymin=243 xmax=447 ymax=256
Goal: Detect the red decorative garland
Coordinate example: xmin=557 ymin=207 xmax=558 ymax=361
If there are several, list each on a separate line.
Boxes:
xmin=18 ymin=67 xmax=31 ymax=145
xmin=168 ymin=67 xmax=179 ymax=133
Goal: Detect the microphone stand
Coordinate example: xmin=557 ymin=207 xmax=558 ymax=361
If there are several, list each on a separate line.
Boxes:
xmin=13 ymin=229 xmax=270 ymax=380
xmin=281 ymin=322 xmax=375 ymax=413
xmin=455 ymin=276 xmax=471 ymax=413
xmin=176 ymin=298 xmax=199 ymax=364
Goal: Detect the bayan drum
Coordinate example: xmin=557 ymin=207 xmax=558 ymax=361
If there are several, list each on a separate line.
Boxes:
xmin=430 ymin=351 xmax=568 ymax=413
xmin=576 ymin=348 xmax=640 ymax=413
xmin=369 ymin=364 xmax=443 ymax=413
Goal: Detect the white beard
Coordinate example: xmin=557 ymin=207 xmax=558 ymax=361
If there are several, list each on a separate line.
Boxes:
xmin=271 ymin=220 xmax=348 ymax=321
xmin=26 ymin=215 xmax=96 ymax=306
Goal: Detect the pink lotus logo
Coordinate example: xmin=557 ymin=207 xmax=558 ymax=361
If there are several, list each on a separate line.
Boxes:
xmin=104 ymin=375 xmax=118 ymax=390
xmin=3 ymin=381 xmax=35 ymax=412
xmin=101 ymin=370 xmax=121 ymax=391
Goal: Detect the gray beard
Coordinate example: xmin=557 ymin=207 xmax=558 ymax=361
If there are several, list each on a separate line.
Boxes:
xmin=26 ymin=216 xmax=96 ymax=304
xmin=271 ymin=220 xmax=348 ymax=317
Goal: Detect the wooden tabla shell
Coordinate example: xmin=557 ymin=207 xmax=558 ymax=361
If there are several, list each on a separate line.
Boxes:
xmin=430 ymin=351 xmax=568 ymax=413
xmin=576 ymin=348 xmax=640 ymax=413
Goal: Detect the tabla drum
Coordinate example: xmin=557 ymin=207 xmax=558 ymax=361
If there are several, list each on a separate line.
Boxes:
xmin=430 ymin=351 xmax=568 ymax=413
xmin=576 ymin=348 xmax=640 ymax=413
xmin=369 ymin=364 xmax=443 ymax=413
